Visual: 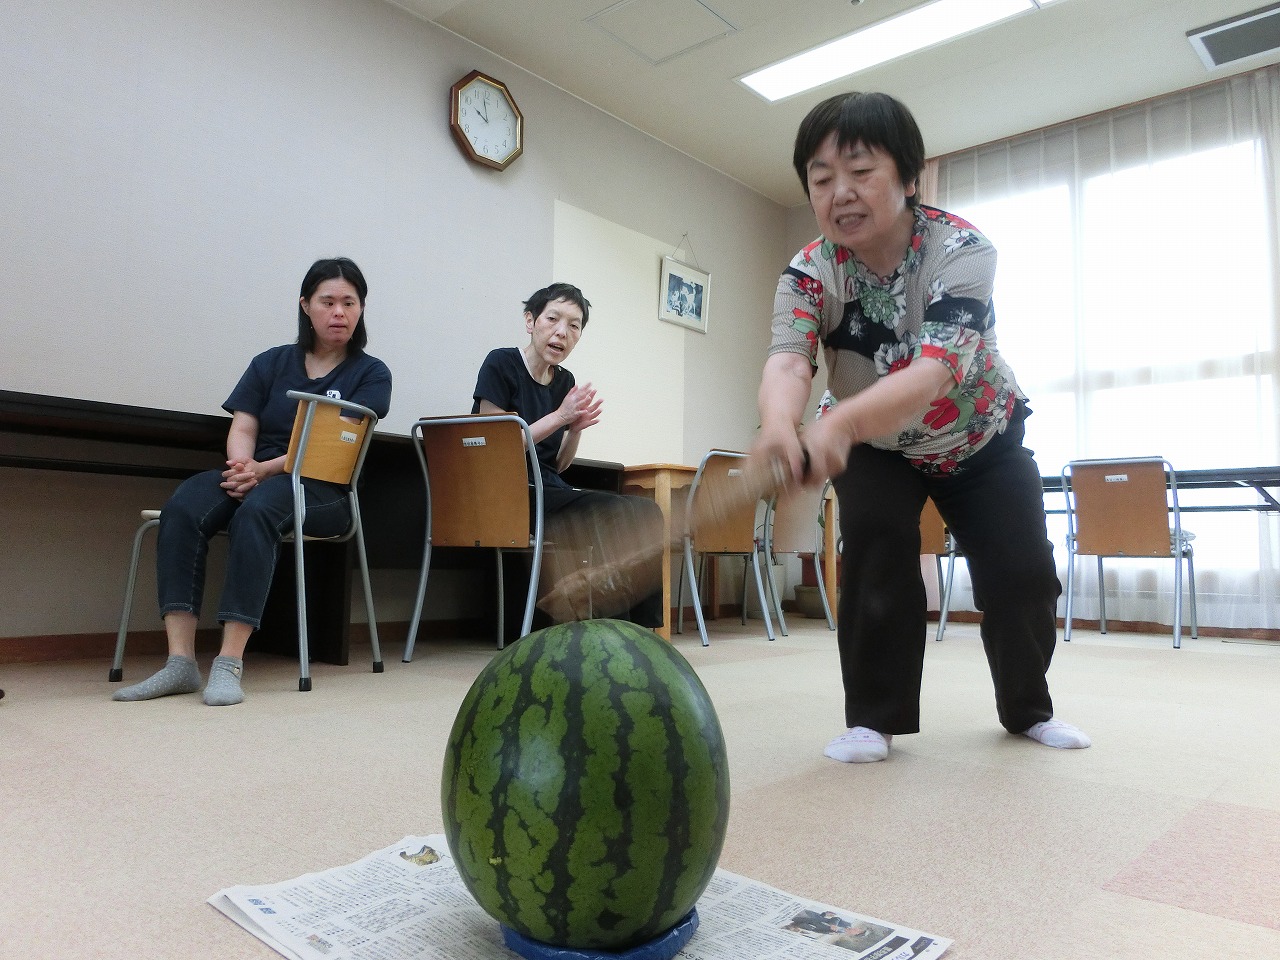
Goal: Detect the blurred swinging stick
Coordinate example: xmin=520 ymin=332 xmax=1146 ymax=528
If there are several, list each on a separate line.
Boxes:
xmin=537 ymin=451 xmax=806 ymax=623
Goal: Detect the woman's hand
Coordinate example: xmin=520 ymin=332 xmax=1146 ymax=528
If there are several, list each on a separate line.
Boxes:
xmin=558 ymin=383 xmax=602 ymax=433
xmin=755 ymin=352 xmax=816 ymax=484
xmin=220 ymin=456 xmax=285 ymax=499
xmin=752 ymin=419 xmax=810 ymax=486
xmin=220 ymin=458 xmax=259 ymax=499
xmin=794 ymin=413 xmax=858 ymax=484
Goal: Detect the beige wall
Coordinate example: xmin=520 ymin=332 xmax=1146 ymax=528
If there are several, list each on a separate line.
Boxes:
xmin=0 ymin=0 xmax=799 ymax=640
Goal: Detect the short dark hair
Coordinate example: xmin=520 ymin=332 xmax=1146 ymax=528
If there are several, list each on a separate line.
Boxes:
xmin=523 ymin=282 xmax=591 ymax=329
xmin=792 ymin=92 xmax=925 ymax=206
xmin=297 ymin=257 xmax=369 ymax=351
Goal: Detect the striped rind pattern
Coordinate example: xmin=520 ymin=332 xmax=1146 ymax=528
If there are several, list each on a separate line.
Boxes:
xmin=441 ymin=619 xmax=731 ymax=950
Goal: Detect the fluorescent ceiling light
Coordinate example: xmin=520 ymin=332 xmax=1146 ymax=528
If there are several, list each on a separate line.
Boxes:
xmin=741 ymin=0 xmax=1062 ymax=102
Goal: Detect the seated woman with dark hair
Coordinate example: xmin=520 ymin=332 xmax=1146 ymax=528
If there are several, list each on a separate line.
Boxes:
xmin=113 ymin=257 xmax=392 ymax=706
xmin=472 ymin=282 xmax=663 ymax=628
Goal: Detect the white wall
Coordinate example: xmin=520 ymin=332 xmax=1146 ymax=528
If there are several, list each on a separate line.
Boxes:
xmin=551 ymin=201 xmax=687 ymax=465
xmin=0 ymin=0 xmax=794 ymax=639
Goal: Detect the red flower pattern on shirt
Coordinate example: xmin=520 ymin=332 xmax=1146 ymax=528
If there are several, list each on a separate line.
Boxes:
xmin=774 ymin=206 xmax=1016 ymax=474
xmin=924 ymin=398 xmax=961 ymax=431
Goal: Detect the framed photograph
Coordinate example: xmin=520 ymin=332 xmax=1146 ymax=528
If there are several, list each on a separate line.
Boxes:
xmin=658 ymin=256 xmax=710 ymax=333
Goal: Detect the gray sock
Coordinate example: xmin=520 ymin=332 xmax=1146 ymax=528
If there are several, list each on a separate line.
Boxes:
xmin=202 ymin=655 xmax=245 ymax=706
xmin=112 ymin=655 xmax=202 ymax=701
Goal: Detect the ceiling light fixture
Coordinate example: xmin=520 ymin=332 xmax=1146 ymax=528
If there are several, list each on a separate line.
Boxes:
xmin=741 ymin=0 xmax=1066 ymax=103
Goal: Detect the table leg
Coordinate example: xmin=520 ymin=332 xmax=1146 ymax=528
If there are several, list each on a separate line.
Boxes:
xmin=654 ymin=472 xmax=673 ymax=640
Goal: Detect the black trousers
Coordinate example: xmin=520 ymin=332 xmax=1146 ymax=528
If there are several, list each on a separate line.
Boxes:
xmin=831 ymin=407 xmax=1060 ymax=734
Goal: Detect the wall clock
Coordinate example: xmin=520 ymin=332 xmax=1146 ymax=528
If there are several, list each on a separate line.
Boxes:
xmin=449 ymin=69 xmax=524 ymax=171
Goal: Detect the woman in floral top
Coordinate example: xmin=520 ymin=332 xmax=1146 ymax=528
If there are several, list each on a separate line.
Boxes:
xmin=756 ymin=92 xmax=1089 ymax=762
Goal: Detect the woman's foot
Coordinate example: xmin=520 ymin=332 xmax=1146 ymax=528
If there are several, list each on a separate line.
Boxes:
xmin=202 ymin=656 xmax=245 ymax=706
xmin=112 ymin=655 xmax=201 ymax=701
xmin=1022 ymin=718 xmax=1091 ymax=749
xmin=824 ymin=726 xmax=892 ymax=763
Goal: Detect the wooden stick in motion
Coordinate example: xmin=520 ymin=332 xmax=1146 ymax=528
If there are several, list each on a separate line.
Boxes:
xmin=537 ymin=452 xmax=801 ymax=624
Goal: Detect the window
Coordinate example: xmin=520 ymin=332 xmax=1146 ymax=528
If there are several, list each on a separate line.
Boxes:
xmin=935 ymin=67 xmax=1280 ymax=626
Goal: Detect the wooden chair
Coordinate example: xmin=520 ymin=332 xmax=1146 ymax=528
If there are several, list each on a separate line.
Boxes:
xmin=401 ymin=414 xmax=546 ymax=661
xmin=761 ymin=483 xmax=834 ymax=635
xmin=676 ymin=449 xmax=774 ymax=646
xmin=1061 ymin=457 xmax=1198 ymax=648
xmin=920 ymin=497 xmax=960 ymax=641
xmin=112 ymin=390 xmax=384 ymax=692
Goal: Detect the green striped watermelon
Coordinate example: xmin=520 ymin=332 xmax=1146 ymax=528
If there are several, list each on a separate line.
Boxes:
xmin=441 ymin=619 xmax=730 ymax=951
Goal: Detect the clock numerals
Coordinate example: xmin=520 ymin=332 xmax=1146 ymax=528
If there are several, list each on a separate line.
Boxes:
xmin=451 ymin=70 xmax=524 ymax=171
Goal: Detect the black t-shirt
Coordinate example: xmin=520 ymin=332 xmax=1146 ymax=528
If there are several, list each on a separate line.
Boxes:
xmin=471 ymin=347 xmax=574 ymax=488
xmin=224 ymin=344 xmax=393 ymax=460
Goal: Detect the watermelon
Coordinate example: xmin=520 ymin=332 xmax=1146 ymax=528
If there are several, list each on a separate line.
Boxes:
xmin=441 ymin=619 xmax=730 ymax=951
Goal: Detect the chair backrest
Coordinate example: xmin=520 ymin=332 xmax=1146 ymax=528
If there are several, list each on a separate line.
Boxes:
xmin=768 ymin=484 xmax=826 ymax=557
xmin=414 ymin=414 xmax=534 ymax=549
xmin=284 ymin=392 xmax=378 ymax=487
xmin=919 ymin=498 xmax=947 ymax=556
xmin=686 ymin=450 xmax=760 ymax=554
xmin=1062 ymin=457 xmax=1177 ymax=558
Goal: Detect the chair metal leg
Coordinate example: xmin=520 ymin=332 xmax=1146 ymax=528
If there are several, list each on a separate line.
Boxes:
xmin=1172 ymin=542 xmax=1183 ymax=649
xmin=813 ymin=550 xmax=835 ymax=630
xmin=765 ymin=552 xmax=789 ymax=636
xmin=495 ymin=549 xmax=506 ymax=650
xmin=293 ymin=491 xmax=312 ymax=692
xmin=749 ymin=550 xmax=775 ymax=641
xmin=402 ymin=511 xmax=433 ymax=663
xmin=1186 ymin=548 xmax=1198 ymax=640
xmin=1063 ymin=545 xmax=1076 ymax=642
xmin=112 ymin=517 xmax=160 ymax=682
xmin=521 ymin=540 xmax=542 ymax=642
xmin=933 ymin=556 xmax=946 ymax=642
xmin=1096 ymin=556 xmax=1107 ymax=635
xmin=684 ymin=543 xmax=710 ymax=646
xmin=349 ymin=498 xmax=382 ymax=673
xmin=739 ymin=558 xmax=748 ymax=626
xmin=676 ymin=545 xmax=687 ymax=636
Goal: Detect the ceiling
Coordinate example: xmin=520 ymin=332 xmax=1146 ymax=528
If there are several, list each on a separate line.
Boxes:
xmin=385 ymin=0 xmax=1278 ymax=207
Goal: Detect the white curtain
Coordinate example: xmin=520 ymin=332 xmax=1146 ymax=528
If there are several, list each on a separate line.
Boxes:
xmin=933 ymin=67 xmax=1280 ymax=631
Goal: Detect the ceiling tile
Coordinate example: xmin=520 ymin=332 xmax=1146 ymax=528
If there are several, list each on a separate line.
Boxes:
xmin=588 ymin=0 xmax=738 ymax=65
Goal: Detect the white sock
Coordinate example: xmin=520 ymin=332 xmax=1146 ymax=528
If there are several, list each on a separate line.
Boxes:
xmin=824 ymin=727 xmax=892 ymax=763
xmin=1022 ymin=718 xmax=1091 ymax=749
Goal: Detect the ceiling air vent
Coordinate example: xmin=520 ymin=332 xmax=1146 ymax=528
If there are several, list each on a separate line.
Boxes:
xmin=1188 ymin=2 xmax=1280 ymax=69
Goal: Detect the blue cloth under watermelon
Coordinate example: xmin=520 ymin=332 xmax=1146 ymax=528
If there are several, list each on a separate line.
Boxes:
xmin=499 ymin=909 xmax=699 ymax=960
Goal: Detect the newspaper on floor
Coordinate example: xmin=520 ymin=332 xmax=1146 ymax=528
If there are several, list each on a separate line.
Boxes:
xmin=209 ymin=835 xmax=951 ymax=960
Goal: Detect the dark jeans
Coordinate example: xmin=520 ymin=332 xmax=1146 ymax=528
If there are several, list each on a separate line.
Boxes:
xmin=156 ymin=469 xmax=350 ymax=628
xmin=831 ymin=408 xmax=1060 ymax=734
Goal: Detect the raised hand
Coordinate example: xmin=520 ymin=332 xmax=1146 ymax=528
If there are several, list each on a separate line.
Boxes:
xmin=558 ymin=382 xmax=602 ymax=433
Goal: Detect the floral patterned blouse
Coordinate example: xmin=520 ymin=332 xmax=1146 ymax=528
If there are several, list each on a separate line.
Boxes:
xmin=768 ymin=204 xmax=1024 ymax=474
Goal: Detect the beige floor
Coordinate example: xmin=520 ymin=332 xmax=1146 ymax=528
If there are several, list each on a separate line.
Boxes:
xmin=2 ymin=619 xmax=1279 ymax=960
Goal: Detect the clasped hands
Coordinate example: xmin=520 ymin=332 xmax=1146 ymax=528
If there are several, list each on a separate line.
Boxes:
xmin=754 ymin=414 xmax=858 ymax=488
xmin=220 ymin=458 xmax=269 ymax=499
xmin=557 ymin=382 xmax=603 ymax=433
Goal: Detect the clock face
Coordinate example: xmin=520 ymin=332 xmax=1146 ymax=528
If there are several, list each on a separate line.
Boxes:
xmin=450 ymin=71 xmax=523 ymax=170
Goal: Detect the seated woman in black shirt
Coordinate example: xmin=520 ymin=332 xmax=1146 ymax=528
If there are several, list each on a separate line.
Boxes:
xmin=472 ymin=282 xmax=662 ymax=627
